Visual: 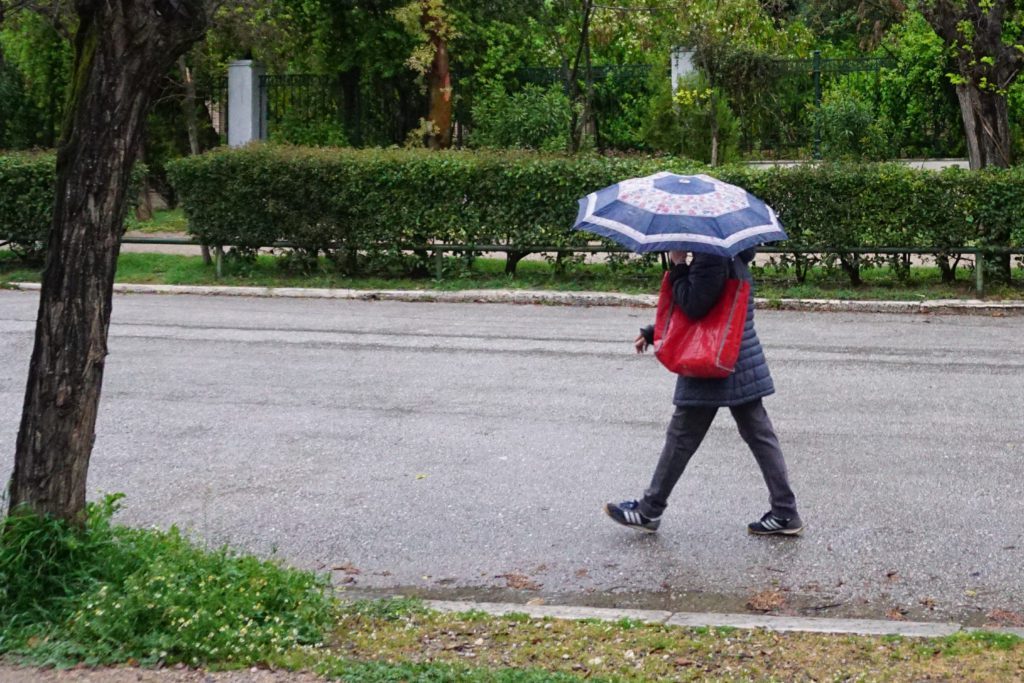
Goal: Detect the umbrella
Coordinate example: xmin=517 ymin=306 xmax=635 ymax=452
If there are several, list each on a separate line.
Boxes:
xmin=573 ymin=171 xmax=787 ymax=257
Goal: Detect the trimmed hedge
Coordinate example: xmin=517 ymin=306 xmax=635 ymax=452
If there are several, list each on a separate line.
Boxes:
xmin=166 ymin=146 xmax=705 ymax=273
xmin=0 ymin=153 xmax=146 ymax=265
xmin=173 ymin=146 xmax=1024 ymax=281
xmin=0 ymin=152 xmax=57 ymax=263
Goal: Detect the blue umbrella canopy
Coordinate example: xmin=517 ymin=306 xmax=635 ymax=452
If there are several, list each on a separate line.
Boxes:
xmin=573 ymin=172 xmax=787 ymax=257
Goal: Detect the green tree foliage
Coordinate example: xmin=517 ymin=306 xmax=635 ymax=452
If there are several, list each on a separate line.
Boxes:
xmin=920 ymin=0 xmax=1024 ymax=168
xmin=877 ymin=12 xmax=963 ymax=156
xmin=813 ymin=89 xmax=895 ymax=160
xmin=0 ymin=10 xmax=72 ymax=148
xmin=469 ymin=83 xmax=571 ymax=151
xmin=643 ymin=73 xmax=741 ymax=163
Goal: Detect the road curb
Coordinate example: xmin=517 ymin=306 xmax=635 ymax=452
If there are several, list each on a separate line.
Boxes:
xmin=425 ymin=599 xmax=1022 ymax=639
xmin=7 ymin=281 xmax=1024 ymax=315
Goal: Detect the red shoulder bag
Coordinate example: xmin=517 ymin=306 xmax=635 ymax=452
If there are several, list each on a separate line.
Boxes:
xmin=652 ymin=264 xmax=750 ymax=378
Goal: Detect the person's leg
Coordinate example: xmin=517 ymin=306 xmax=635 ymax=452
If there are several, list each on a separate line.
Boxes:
xmin=729 ymin=399 xmax=799 ymax=520
xmin=638 ymin=405 xmax=718 ymax=519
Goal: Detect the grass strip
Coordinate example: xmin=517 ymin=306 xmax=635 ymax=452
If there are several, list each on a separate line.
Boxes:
xmin=281 ymin=600 xmax=1023 ymax=682
xmin=3 ymin=250 xmax=1023 ymax=301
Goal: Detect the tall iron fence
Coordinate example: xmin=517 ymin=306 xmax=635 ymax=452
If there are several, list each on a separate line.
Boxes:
xmin=261 ymin=72 xmax=425 ymax=148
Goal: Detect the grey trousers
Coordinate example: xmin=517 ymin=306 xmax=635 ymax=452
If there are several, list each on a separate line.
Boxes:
xmin=638 ymin=399 xmax=799 ymax=521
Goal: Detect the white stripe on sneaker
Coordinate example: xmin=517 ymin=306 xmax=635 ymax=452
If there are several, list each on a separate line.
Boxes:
xmin=763 ymin=517 xmax=781 ymax=530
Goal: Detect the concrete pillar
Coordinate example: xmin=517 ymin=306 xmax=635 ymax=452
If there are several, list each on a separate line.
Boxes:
xmin=228 ymin=60 xmax=267 ymax=147
xmin=671 ymin=47 xmax=695 ymax=93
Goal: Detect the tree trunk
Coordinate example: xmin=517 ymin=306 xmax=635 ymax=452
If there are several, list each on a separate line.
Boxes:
xmin=178 ymin=55 xmax=201 ymax=157
xmin=8 ymin=0 xmax=206 ymax=523
xmin=957 ymin=84 xmax=1012 ymax=170
xmin=505 ymin=250 xmax=530 ymax=276
xmin=566 ymin=0 xmax=594 ymax=154
xmin=709 ymin=90 xmax=720 ymax=167
xmin=425 ymin=32 xmax=452 ymax=150
xmin=956 ymin=84 xmax=1013 ymax=283
xmin=177 ymin=54 xmax=212 ymax=265
xmin=838 ymin=254 xmax=862 ymax=286
xmin=936 ymin=252 xmax=960 ymax=284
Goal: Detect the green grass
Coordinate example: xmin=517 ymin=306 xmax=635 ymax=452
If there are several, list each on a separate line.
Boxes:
xmin=0 ymin=495 xmax=335 ymax=669
xmin=124 ymin=208 xmax=188 ymax=234
xmin=2 ymin=499 xmax=1022 ymax=680
xmin=2 ymin=248 xmax=1023 ymax=300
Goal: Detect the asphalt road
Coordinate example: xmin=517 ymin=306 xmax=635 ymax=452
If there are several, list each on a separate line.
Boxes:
xmin=1 ymin=290 xmax=1022 ymax=624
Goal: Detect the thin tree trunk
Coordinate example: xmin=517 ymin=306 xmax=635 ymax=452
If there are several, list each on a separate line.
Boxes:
xmin=838 ymin=254 xmax=862 ymax=286
xmin=709 ymin=90 xmax=720 ymax=167
xmin=425 ymin=29 xmax=452 ymax=149
xmin=178 ymin=54 xmax=212 ymax=265
xmin=566 ymin=0 xmax=594 ymax=154
xmin=179 ymin=56 xmax=201 ymax=157
xmin=8 ymin=0 xmax=206 ymax=523
xmin=505 ymin=250 xmax=530 ymax=276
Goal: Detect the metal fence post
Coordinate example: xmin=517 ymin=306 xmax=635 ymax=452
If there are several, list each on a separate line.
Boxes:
xmin=975 ymin=250 xmax=985 ymax=297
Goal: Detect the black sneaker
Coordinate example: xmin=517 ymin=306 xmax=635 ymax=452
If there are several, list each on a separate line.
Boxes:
xmin=604 ymin=500 xmax=660 ymax=533
xmin=748 ymin=512 xmax=803 ymax=536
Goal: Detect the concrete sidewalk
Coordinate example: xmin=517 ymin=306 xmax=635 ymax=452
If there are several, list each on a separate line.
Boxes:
xmin=423 ymin=599 xmax=1024 ymax=639
xmin=7 ymin=281 xmax=1024 ymax=315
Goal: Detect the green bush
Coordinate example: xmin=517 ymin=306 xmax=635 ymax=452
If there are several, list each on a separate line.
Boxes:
xmin=168 ymin=144 xmax=706 ymax=275
xmin=0 ymin=153 xmax=147 ymax=266
xmin=642 ymin=74 xmax=741 ymax=164
xmin=0 ymin=494 xmax=335 ymax=667
xmin=0 ymin=152 xmax=55 ymax=264
xmin=469 ymin=83 xmax=572 ymax=152
xmin=167 ymin=144 xmax=1024 ymax=283
xmin=813 ymin=91 xmax=895 ymax=161
xmin=269 ymin=116 xmax=349 ymax=147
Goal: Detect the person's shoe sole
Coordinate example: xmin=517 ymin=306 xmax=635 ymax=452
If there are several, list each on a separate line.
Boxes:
xmin=748 ymin=526 xmax=804 ymax=536
xmin=603 ymin=503 xmax=659 ymax=533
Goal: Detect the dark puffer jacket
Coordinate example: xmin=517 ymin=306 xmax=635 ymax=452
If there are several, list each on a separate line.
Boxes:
xmin=642 ymin=249 xmax=774 ymax=408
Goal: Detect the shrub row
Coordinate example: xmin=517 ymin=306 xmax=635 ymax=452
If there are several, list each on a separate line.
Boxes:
xmin=0 ymin=152 xmax=56 ymax=263
xmin=0 ymin=153 xmax=145 ymax=265
xmin=166 ymin=145 xmax=707 ymax=274
xmin=5 ymin=146 xmax=1024 ymax=281
xmin=165 ymin=145 xmax=1024 ymax=278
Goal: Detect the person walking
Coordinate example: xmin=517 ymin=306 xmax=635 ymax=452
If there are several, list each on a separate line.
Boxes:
xmin=604 ymin=248 xmax=803 ymax=536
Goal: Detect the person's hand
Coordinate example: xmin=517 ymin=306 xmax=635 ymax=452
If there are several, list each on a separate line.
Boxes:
xmin=669 ymin=250 xmax=688 ymax=265
xmin=634 ymin=334 xmax=650 ymax=354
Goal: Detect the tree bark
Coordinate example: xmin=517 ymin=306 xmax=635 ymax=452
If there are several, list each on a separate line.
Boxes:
xmin=566 ymin=0 xmax=594 ymax=154
xmin=425 ymin=29 xmax=452 ymax=149
xmin=922 ymin=0 xmax=1019 ymax=284
xmin=709 ymin=90 xmax=720 ymax=167
xmin=177 ymin=54 xmax=212 ymax=265
xmin=956 ymin=83 xmax=1012 ymax=170
xmin=956 ymin=84 xmax=1013 ymax=281
xmin=8 ymin=0 xmax=207 ymax=523
xmin=178 ymin=55 xmax=201 ymax=157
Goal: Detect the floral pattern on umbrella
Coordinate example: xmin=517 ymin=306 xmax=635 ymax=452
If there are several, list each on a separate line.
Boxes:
xmin=573 ymin=171 xmax=787 ymax=257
